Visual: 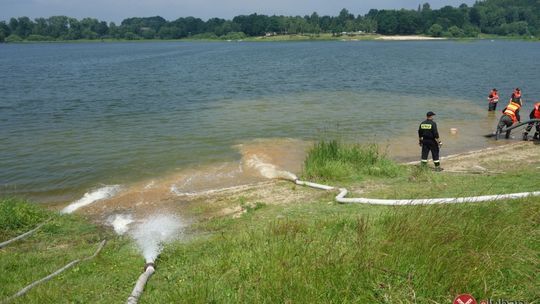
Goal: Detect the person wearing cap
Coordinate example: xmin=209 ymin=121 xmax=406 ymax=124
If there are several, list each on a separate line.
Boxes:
xmin=488 ymin=88 xmax=499 ymax=111
xmin=418 ymin=111 xmax=442 ymax=171
xmin=495 ymin=95 xmax=522 ymax=139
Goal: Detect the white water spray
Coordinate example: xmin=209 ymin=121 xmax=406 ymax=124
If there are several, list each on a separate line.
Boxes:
xmin=127 ymin=214 xmax=185 ymax=304
xmin=131 ymin=214 xmax=185 ymax=263
xmin=108 ymin=214 xmax=134 ymax=235
xmin=61 ymin=185 xmax=121 ymax=214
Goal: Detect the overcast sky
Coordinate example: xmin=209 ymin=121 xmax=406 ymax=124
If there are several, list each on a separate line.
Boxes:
xmin=1 ymin=0 xmax=476 ymax=23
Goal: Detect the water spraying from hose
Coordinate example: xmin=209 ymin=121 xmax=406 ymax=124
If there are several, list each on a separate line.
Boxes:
xmin=132 ymin=214 xmax=184 ymax=263
xmin=127 ymin=214 xmax=185 ymax=304
xmin=107 ymin=214 xmax=134 ymax=235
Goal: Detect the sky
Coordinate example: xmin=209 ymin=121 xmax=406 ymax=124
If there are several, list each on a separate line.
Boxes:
xmin=1 ymin=0 xmax=477 ymax=23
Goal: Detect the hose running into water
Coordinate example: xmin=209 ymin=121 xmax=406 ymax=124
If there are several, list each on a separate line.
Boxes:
xmin=502 ymin=118 xmax=540 ymax=132
xmin=485 ymin=118 xmax=540 ymax=137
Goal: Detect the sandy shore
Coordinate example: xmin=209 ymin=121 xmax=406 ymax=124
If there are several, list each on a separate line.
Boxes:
xmin=74 ymin=141 xmax=538 ymax=222
xmin=376 ymin=35 xmax=446 ymax=41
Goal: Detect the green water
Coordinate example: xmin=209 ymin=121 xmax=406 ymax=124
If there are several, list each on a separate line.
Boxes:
xmin=1 ymin=40 xmax=539 ymax=201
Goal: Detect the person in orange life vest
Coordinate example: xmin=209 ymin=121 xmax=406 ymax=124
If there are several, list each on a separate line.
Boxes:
xmin=495 ymin=97 xmax=521 ymax=139
xmin=511 ymin=88 xmax=523 ymax=106
xmin=488 ymin=88 xmax=499 ymax=111
xmin=523 ymin=102 xmax=540 ymax=141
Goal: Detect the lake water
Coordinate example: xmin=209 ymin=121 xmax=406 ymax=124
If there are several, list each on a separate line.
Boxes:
xmin=1 ymin=40 xmax=539 ymax=202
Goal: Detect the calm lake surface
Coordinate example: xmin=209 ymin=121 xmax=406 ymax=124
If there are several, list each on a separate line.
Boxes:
xmin=1 ymin=40 xmax=539 ymax=201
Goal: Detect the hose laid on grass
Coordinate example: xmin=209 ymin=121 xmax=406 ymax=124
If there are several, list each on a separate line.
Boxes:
xmin=0 ymin=218 xmax=51 ymax=249
xmin=127 ymin=262 xmax=156 ymax=304
xmin=334 ymin=187 xmax=540 ymax=205
xmin=291 ymin=179 xmax=540 ymax=205
xmin=1 ymin=240 xmax=107 ymax=304
xmin=294 ymin=180 xmax=335 ymax=190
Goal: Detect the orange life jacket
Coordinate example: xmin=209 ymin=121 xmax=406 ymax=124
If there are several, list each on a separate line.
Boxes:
xmin=533 ymin=102 xmax=540 ymax=119
xmin=504 ymin=101 xmax=521 ymax=123
xmin=489 ymin=90 xmax=499 ymax=103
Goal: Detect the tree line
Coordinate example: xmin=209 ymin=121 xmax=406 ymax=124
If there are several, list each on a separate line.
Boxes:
xmin=1 ymin=0 xmax=538 ymax=42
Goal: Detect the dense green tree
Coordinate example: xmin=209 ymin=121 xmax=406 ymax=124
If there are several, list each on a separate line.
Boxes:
xmin=428 ymin=23 xmax=443 ymax=37
xmin=0 ymin=21 xmax=10 ymax=41
xmin=14 ymin=17 xmax=33 ymax=37
xmin=375 ymin=10 xmax=399 ymax=34
xmin=47 ymin=16 xmax=69 ymax=38
xmin=2 ymin=0 xmax=539 ymax=42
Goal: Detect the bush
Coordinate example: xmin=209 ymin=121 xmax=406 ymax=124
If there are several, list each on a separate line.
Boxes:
xmin=303 ymin=140 xmax=402 ymax=182
xmin=26 ymin=34 xmax=53 ymax=41
xmin=463 ymin=24 xmax=480 ymax=37
xmin=220 ymin=31 xmax=247 ymax=40
xmin=5 ymin=34 xmax=22 ymax=43
xmin=123 ymin=32 xmax=141 ymax=40
xmin=427 ymin=23 xmax=443 ymax=37
xmin=191 ymin=32 xmax=218 ymax=39
xmin=140 ymin=28 xmax=157 ymax=39
xmin=446 ymin=25 xmax=465 ymax=38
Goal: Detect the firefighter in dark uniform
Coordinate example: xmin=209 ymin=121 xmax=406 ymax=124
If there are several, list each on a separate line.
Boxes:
xmin=418 ymin=111 xmax=442 ymax=171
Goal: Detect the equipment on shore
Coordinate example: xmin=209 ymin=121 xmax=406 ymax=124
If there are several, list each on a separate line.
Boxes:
xmin=484 ymin=119 xmax=540 ymax=138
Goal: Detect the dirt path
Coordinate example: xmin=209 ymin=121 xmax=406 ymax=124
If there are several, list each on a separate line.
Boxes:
xmin=439 ymin=141 xmax=539 ymax=172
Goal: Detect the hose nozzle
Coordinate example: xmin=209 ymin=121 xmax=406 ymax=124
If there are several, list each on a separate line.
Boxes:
xmin=144 ymin=262 xmax=155 ymax=271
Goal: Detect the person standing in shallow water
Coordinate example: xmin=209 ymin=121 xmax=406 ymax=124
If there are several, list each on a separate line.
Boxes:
xmin=488 ymin=88 xmax=499 ymax=111
xmin=418 ymin=111 xmax=442 ymax=171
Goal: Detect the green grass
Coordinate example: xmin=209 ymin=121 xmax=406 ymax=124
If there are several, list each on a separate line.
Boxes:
xmin=0 ymin=198 xmax=49 ymax=239
xmin=303 ymin=140 xmax=403 ymax=182
xmin=0 ymin=199 xmax=142 ymax=303
xmin=148 ymin=199 xmax=538 ymax=303
xmin=362 ymin=165 xmax=540 ymax=199
xmin=1 ymin=141 xmax=539 ymax=303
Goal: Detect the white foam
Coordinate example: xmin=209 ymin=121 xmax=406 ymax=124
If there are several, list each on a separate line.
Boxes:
xmin=131 ymin=214 xmax=185 ymax=263
xmin=108 ymin=214 xmax=134 ymax=235
xmin=61 ymin=185 xmax=121 ymax=214
xmin=246 ymin=155 xmax=297 ymax=180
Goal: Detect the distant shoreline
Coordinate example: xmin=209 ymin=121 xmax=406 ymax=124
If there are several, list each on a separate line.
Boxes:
xmin=2 ymin=33 xmax=539 ymax=44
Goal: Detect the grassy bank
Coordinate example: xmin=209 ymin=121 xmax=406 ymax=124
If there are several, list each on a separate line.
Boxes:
xmin=1 ymin=142 xmax=538 ymax=303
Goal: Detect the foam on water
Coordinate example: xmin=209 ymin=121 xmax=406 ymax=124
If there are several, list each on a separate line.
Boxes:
xmin=61 ymin=185 xmax=121 ymax=214
xmin=131 ymin=214 xmax=185 ymax=263
xmin=108 ymin=214 xmax=134 ymax=235
xmin=245 ymin=155 xmax=298 ymax=180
